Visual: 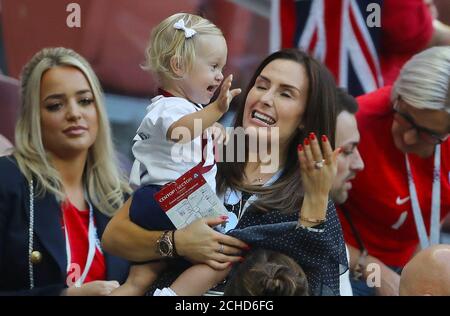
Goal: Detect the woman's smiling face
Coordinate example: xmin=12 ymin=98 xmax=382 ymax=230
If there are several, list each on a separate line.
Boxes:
xmin=243 ymin=59 xmax=309 ymax=149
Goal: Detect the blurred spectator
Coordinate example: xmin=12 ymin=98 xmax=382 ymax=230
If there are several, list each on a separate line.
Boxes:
xmin=381 ymin=0 xmax=450 ymax=86
xmin=279 ymin=0 xmax=450 ymax=95
xmin=400 ymin=244 xmax=450 ymax=296
xmin=337 ymin=46 xmax=450 ymax=296
xmin=332 ymin=88 xmax=365 ymax=296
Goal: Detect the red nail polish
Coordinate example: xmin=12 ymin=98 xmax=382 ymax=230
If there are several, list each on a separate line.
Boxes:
xmin=338 ymin=147 xmax=343 ymax=154
xmin=239 ymin=257 xmax=245 ymax=262
xmin=322 ymin=135 xmax=328 ymax=142
xmin=309 ymin=132 xmax=316 ymax=140
xmin=244 ymin=245 xmax=251 ymax=251
xmin=297 ymin=144 xmax=303 ymax=152
xmin=304 ymin=138 xmax=310 ymax=146
xmin=220 ymin=215 xmax=229 ymax=220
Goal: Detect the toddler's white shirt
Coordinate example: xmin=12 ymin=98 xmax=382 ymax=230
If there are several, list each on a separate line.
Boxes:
xmin=129 ymin=95 xmax=216 ymax=190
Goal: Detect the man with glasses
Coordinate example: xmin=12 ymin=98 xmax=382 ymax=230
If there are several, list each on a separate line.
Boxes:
xmin=337 ymin=46 xmax=450 ymax=296
xmin=392 ymin=101 xmax=448 ymax=148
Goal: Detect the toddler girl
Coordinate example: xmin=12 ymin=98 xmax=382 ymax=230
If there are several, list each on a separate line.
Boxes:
xmin=111 ymin=12 xmax=240 ymax=296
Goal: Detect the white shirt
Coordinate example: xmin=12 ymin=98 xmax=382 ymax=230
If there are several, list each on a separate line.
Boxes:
xmin=129 ymin=95 xmax=216 ymax=190
xmin=339 ymin=245 xmax=354 ymax=296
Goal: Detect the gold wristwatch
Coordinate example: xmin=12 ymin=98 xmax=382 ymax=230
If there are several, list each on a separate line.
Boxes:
xmin=157 ymin=230 xmax=175 ymax=258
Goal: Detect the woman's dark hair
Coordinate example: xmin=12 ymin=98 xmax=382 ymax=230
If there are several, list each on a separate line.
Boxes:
xmin=224 ymin=249 xmax=309 ymax=296
xmin=217 ymin=48 xmax=337 ymax=213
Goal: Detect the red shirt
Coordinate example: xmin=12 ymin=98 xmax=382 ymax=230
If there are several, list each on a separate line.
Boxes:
xmin=62 ymin=200 xmax=106 ymax=284
xmin=337 ymin=86 xmax=450 ymax=267
xmin=380 ymin=0 xmax=434 ymax=85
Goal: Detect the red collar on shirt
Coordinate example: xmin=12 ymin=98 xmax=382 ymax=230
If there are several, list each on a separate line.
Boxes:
xmin=158 ymin=88 xmax=174 ymax=97
xmin=157 ymin=88 xmax=202 ymax=110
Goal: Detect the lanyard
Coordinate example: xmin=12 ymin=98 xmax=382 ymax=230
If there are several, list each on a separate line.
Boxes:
xmin=405 ymin=145 xmax=441 ymax=250
xmin=63 ymin=201 xmax=101 ymax=287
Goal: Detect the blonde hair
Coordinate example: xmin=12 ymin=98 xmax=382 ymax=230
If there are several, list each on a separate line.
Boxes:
xmin=392 ymin=46 xmax=450 ymax=114
xmin=143 ymin=13 xmax=223 ymax=83
xmin=14 ymin=47 xmax=131 ymax=216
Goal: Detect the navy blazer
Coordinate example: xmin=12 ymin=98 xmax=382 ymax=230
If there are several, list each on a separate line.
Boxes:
xmin=0 ymin=156 xmax=129 ymax=295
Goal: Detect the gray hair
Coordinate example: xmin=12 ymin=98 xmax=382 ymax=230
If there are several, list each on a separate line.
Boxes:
xmin=392 ymin=46 xmax=450 ymax=114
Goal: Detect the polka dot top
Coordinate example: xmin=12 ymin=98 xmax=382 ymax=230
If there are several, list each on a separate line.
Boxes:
xmin=228 ymin=197 xmax=348 ymax=296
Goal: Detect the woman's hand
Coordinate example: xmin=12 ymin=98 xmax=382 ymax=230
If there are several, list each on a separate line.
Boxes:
xmin=297 ymin=133 xmax=341 ymax=223
xmin=214 ymin=74 xmax=241 ymax=114
xmin=175 ymin=217 xmax=249 ymax=270
xmin=63 ymin=280 xmax=120 ymax=296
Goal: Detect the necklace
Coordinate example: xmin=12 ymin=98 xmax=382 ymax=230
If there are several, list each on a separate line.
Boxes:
xmin=248 ymin=172 xmax=274 ymax=185
xmin=254 ymin=177 xmax=263 ymax=183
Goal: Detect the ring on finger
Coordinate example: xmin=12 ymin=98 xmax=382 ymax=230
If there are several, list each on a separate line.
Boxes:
xmin=314 ymin=159 xmax=325 ymax=169
xmin=218 ymin=243 xmax=224 ymax=254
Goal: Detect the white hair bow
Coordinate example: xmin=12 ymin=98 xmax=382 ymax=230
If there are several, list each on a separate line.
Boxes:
xmin=173 ymin=19 xmax=197 ymax=38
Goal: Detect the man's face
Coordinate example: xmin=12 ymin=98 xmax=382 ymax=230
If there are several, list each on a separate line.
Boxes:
xmin=391 ymin=99 xmax=450 ymax=158
xmin=331 ymin=111 xmax=364 ymax=204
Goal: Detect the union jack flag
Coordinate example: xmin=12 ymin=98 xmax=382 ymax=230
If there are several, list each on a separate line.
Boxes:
xmin=278 ymin=0 xmax=384 ymax=96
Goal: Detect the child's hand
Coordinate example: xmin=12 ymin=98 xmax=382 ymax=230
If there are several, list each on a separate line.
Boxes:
xmin=206 ymin=122 xmax=229 ymax=145
xmin=215 ymin=74 xmax=241 ymax=113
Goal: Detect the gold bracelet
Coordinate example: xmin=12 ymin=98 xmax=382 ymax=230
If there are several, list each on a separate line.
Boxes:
xmin=300 ymin=215 xmax=326 ymax=224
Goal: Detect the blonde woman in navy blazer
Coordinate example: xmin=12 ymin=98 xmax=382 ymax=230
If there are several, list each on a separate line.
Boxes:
xmin=0 ymin=48 xmax=130 ymax=295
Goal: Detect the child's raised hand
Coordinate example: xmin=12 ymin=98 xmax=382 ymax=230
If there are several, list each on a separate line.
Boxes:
xmin=215 ymin=74 xmax=241 ymax=113
xmin=206 ymin=122 xmax=229 ymax=145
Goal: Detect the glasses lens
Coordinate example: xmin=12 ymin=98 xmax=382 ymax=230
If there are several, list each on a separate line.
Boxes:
xmin=418 ymin=131 xmax=440 ymax=145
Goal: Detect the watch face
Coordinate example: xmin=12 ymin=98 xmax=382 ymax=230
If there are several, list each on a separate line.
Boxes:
xmin=160 ymin=241 xmax=170 ymax=255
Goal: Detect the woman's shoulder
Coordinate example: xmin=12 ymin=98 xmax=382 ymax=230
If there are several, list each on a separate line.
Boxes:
xmin=0 ymin=155 xmax=21 ymax=176
xmin=0 ymin=155 xmax=26 ymax=189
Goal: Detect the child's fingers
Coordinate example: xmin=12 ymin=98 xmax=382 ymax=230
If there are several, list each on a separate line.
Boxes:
xmin=205 ymin=216 xmax=229 ymax=227
xmin=229 ymin=88 xmax=241 ymax=99
xmin=219 ymin=75 xmax=232 ymax=95
xmin=223 ymin=74 xmax=233 ymax=88
xmin=215 ymin=131 xmax=224 ymax=144
xmin=224 ymin=129 xmax=230 ymax=145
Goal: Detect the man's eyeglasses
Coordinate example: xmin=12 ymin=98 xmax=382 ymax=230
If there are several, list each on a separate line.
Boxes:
xmin=393 ymin=102 xmax=449 ymax=145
